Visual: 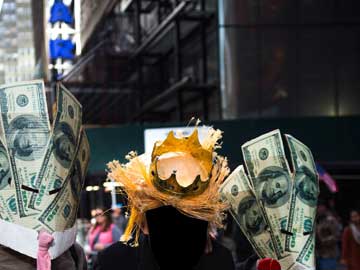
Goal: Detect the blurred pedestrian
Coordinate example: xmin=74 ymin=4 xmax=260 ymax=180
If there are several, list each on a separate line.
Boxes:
xmin=111 ymin=204 xmax=127 ymax=234
xmin=341 ymin=209 xmax=360 ymax=270
xmin=86 ymin=207 xmax=121 ymax=266
xmin=316 ymin=203 xmax=340 ymax=270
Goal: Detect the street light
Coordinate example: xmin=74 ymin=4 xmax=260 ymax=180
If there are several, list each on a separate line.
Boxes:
xmin=85 ymin=185 xmax=100 ymax=192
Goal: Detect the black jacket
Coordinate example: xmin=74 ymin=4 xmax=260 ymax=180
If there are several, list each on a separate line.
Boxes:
xmin=94 ymin=236 xmax=257 ymax=270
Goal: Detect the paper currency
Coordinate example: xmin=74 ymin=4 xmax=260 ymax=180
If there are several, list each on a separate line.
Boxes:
xmin=66 ymin=130 xmax=90 ymax=229
xmin=0 ymin=190 xmax=18 ymax=222
xmin=15 ymin=214 xmax=42 ymax=230
xmin=28 ymin=84 xmax=82 ymax=210
xmin=0 ymin=138 xmax=12 ymax=191
xmin=242 ymin=129 xmax=292 ymax=258
xmin=220 ymin=165 xmax=277 ymax=259
xmin=285 ymin=135 xmax=319 ymax=253
xmin=38 ymin=130 xmax=90 ymax=232
xmin=0 ymin=80 xmax=50 ymax=217
xmin=0 ymin=137 xmax=18 ymax=222
xmin=292 ymin=232 xmax=316 ymax=270
xmin=0 ymin=79 xmax=90 ymax=261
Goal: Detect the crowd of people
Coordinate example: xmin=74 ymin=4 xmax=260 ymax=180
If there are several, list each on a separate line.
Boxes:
xmin=73 ymin=200 xmax=360 ymax=270
xmin=315 ymin=201 xmax=360 ymax=270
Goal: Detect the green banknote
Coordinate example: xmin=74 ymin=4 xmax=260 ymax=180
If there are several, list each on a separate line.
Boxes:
xmin=0 ymin=191 xmax=18 ymax=223
xmin=285 ymin=135 xmax=319 ymax=253
xmin=28 ymin=83 xmax=82 ymax=210
xmin=242 ymin=130 xmax=292 ymax=258
xmin=220 ymin=165 xmax=277 ymax=259
xmin=291 ymin=232 xmax=316 ymax=270
xmin=0 ymin=137 xmax=17 ymax=222
xmin=65 ymin=129 xmax=90 ymax=229
xmin=38 ymin=130 xmax=90 ymax=232
xmin=0 ymin=80 xmax=50 ymax=217
xmin=15 ymin=214 xmax=42 ymax=230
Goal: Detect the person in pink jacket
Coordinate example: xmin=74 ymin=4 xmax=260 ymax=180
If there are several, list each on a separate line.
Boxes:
xmin=87 ymin=207 xmax=121 ymax=264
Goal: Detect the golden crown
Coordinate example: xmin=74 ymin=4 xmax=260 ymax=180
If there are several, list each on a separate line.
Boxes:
xmin=150 ymin=129 xmax=213 ymax=197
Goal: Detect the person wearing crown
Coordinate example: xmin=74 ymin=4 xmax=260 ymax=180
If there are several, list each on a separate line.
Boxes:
xmin=94 ymin=127 xmax=269 ymax=270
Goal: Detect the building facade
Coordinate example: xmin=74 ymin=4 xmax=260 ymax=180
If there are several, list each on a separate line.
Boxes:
xmin=0 ymin=0 xmax=35 ymax=84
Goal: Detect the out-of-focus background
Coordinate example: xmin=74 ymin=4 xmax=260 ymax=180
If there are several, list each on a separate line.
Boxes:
xmin=0 ymin=0 xmax=359 ymax=269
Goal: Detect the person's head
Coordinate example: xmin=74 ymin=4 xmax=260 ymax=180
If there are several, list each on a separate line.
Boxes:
xmin=145 ymin=206 xmax=208 ymax=269
xmin=350 ymin=210 xmax=360 ymax=225
xmin=107 ymin=127 xmax=228 ymax=249
xmin=316 ymin=201 xmax=330 ymax=223
xmin=317 ymin=202 xmax=328 ymax=217
xmin=112 ymin=205 xmax=122 ymax=218
xmin=94 ymin=207 xmax=112 ymax=231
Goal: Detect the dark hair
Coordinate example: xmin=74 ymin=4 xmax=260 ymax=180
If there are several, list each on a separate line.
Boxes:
xmin=95 ymin=207 xmax=112 ymax=231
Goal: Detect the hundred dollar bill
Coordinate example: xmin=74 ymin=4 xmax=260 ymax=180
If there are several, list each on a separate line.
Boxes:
xmin=0 ymin=80 xmax=50 ymax=217
xmin=38 ymin=130 xmax=89 ymax=232
xmin=0 ymin=138 xmax=12 ymax=190
xmin=0 ymin=191 xmax=18 ymax=223
xmin=220 ymin=165 xmax=277 ymax=259
xmin=28 ymin=84 xmax=82 ymax=210
xmin=285 ymin=135 xmax=319 ymax=253
xmin=242 ymin=129 xmax=292 ymax=258
xmin=0 ymin=116 xmax=5 ymax=143
xmin=15 ymin=214 xmax=42 ymax=230
xmin=66 ymin=130 xmax=90 ymax=229
xmin=288 ymin=232 xmax=315 ymax=270
xmin=0 ymin=137 xmax=17 ymax=222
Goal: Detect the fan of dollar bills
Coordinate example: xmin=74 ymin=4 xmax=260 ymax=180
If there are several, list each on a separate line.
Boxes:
xmin=0 ymin=80 xmax=90 ymax=233
xmin=220 ymin=130 xmax=319 ymax=270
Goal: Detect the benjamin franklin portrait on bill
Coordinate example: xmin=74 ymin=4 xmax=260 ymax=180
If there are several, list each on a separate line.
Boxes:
xmin=8 ymin=115 xmax=49 ymax=161
xmin=0 ymin=141 xmax=11 ymax=190
xmin=295 ymin=166 xmax=319 ymax=207
xmin=254 ymin=166 xmax=291 ymax=208
xmin=237 ymin=196 xmax=266 ymax=236
xmin=53 ymin=122 xmax=76 ymax=169
xmin=70 ymin=161 xmax=82 ymax=199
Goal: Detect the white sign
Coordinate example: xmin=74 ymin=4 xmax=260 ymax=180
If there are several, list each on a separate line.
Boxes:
xmin=144 ymin=126 xmax=211 ymax=154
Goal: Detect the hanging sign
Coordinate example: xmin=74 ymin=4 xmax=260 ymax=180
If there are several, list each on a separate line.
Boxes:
xmin=46 ymin=0 xmax=81 ymax=78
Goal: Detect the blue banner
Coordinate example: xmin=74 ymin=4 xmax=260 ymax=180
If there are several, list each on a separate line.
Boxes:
xmin=49 ymin=0 xmax=73 ymax=24
xmin=50 ymin=38 xmax=75 ymax=60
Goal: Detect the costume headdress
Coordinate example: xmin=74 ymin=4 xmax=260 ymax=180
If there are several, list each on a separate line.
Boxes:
xmin=0 ymin=80 xmax=90 ymax=259
xmin=107 ymin=124 xmax=229 ymax=245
